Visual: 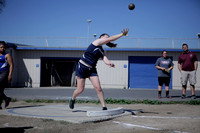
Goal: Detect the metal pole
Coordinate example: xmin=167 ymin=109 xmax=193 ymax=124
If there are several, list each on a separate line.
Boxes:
xmin=93 ymin=34 xmax=97 ymax=41
xmin=172 ymin=39 xmax=174 ymax=48
xmin=87 ymin=19 xmax=92 ymax=44
xmin=199 ymin=39 xmax=200 ymax=49
xmin=88 ymin=22 xmax=89 ymax=44
xmin=46 ymin=39 xmax=48 ymax=47
xmin=138 ymin=38 xmax=140 ymax=48
xmin=198 ymin=33 xmax=200 ymax=48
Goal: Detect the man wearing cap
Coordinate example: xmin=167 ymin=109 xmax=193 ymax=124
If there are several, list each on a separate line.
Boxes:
xmin=178 ymin=43 xmax=198 ymax=99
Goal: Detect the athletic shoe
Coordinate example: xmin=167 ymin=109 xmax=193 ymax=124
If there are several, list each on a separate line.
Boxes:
xmin=191 ymin=95 xmax=196 ymax=99
xmin=69 ymin=98 xmax=75 ymax=109
xmin=102 ymin=107 xmax=107 ymax=110
xmin=181 ymin=94 xmax=186 ymax=99
xmin=5 ymin=97 xmax=11 ymax=108
xmin=166 ymin=96 xmax=172 ymax=99
xmin=158 ymin=93 xmax=162 ymax=99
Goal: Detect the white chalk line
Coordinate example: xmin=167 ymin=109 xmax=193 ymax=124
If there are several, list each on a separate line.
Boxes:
xmin=112 ymin=121 xmax=160 ymax=130
xmin=132 ymin=115 xmax=200 ymax=120
xmin=112 ymin=121 xmax=189 ymax=133
xmin=37 ymin=96 xmax=94 ymax=100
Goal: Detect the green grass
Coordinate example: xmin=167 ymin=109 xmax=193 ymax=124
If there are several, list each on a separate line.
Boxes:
xmin=11 ymin=98 xmax=18 ymax=102
xmin=24 ymin=98 xmax=200 ymax=105
xmin=2 ymin=98 xmax=17 ymax=103
xmin=25 ymin=99 xmax=54 ymax=103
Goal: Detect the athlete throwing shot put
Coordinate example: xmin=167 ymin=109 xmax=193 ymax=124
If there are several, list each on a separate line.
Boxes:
xmin=69 ymin=28 xmax=129 ymax=110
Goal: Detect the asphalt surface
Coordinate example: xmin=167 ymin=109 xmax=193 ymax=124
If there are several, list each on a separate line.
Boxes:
xmin=4 ymin=87 xmax=200 ymax=101
xmin=1 ymin=87 xmax=200 ymax=125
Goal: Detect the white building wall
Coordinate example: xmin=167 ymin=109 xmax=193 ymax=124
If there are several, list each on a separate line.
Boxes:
xmin=12 ymin=49 xmax=200 ymax=90
xmin=23 ymin=58 xmax=40 ymax=87
xmin=89 ymin=50 xmax=200 ymax=90
xmin=93 ymin=51 xmax=159 ymax=89
xmin=13 ymin=50 xmax=84 ymax=87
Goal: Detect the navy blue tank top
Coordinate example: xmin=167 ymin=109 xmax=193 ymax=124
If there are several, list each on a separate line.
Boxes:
xmin=0 ymin=53 xmax=8 ymax=71
xmin=81 ymin=43 xmax=104 ymax=67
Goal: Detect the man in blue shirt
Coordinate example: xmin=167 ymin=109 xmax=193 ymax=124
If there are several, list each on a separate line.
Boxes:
xmin=155 ymin=50 xmax=174 ymax=98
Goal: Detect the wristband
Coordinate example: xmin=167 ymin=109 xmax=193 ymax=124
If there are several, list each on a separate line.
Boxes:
xmin=121 ymin=33 xmax=128 ymax=36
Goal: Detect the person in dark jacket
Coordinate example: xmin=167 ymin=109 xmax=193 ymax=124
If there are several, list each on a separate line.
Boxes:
xmin=0 ymin=41 xmax=13 ymax=109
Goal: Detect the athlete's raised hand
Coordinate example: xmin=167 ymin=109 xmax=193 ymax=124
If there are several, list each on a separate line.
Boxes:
xmin=121 ymin=28 xmax=129 ymax=36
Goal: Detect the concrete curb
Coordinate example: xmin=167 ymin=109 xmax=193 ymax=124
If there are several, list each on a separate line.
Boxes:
xmin=87 ymin=107 xmax=124 ymax=117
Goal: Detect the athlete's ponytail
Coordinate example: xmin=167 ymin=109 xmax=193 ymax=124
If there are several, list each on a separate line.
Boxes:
xmin=106 ymin=42 xmax=117 ymax=48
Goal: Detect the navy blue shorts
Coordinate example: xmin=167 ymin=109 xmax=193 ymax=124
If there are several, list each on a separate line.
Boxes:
xmin=76 ymin=62 xmax=98 ymax=79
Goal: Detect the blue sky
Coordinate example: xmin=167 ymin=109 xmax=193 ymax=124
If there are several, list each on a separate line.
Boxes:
xmin=0 ymin=0 xmax=200 ymax=48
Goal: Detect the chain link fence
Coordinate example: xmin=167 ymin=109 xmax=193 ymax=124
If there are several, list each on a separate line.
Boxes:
xmin=1 ymin=36 xmax=200 ymax=49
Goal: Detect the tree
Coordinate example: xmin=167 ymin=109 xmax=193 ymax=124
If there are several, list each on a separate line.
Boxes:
xmin=0 ymin=0 xmax=6 ymax=13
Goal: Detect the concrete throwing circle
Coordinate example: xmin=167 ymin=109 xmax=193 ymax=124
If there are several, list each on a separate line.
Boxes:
xmin=7 ymin=105 xmax=77 ymax=118
xmin=5 ymin=104 xmax=129 ymax=123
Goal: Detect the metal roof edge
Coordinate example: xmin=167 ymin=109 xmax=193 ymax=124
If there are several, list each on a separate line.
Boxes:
xmin=16 ymin=47 xmax=87 ymax=51
xmin=16 ymin=47 xmax=200 ymax=52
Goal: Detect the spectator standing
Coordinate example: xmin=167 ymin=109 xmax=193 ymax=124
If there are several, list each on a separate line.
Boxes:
xmin=0 ymin=41 xmax=13 ymax=109
xmin=155 ymin=50 xmax=174 ymax=98
xmin=178 ymin=43 xmax=198 ymax=99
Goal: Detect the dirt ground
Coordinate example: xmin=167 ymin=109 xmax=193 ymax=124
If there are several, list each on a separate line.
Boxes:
xmin=0 ymin=101 xmax=200 ymax=133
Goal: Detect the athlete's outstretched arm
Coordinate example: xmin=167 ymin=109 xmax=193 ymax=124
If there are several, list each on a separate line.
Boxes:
xmin=103 ymin=55 xmax=115 ymax=67
xmin=93 ymin=28 xmax=129 ymax=46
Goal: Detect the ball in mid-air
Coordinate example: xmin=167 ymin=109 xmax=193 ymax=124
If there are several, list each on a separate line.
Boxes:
xmin=128 ymin=3 xmax=135 ymax=10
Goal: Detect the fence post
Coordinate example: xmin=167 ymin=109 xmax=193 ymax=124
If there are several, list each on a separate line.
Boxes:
xmin=46 ymin=39 xmax=48 ymax=47
xmin=138 ymin=38 xmax=140 ymax=48
xmin=172 ymin=39 xmax=174 ymax=48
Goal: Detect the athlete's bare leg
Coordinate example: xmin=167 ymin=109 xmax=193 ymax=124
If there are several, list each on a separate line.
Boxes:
xmin=72 ymin=76 xmax=85 ymax=100
xmin=89 ymin=76 xmax=106 ymax=107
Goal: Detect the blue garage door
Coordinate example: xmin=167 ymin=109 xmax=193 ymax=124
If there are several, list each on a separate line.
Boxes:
xmin=128 ymin=56 xmax=172 ymax=89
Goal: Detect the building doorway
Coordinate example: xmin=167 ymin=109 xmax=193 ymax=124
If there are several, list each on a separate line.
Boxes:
xmin=128 ymin=56 xmax=172 ymax=89
xmin=40 ymin=57 xmax=79 ymax=87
